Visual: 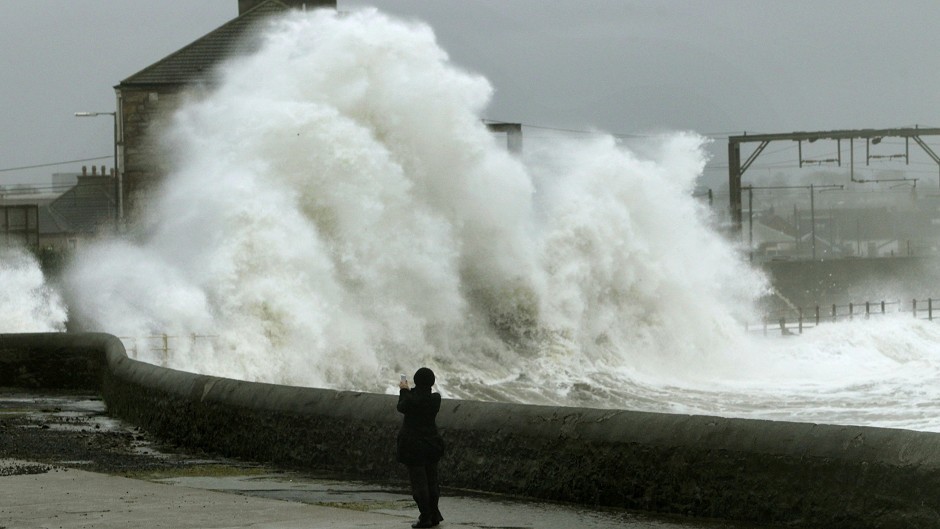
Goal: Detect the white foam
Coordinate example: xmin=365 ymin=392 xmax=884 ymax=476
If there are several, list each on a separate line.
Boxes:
xmin=53 ymin=8 xmax=940 ymax=431
xmin=0 ymin=246 xmax=66 ymax=332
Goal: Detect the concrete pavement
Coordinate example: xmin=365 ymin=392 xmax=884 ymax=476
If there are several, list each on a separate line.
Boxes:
xmin=1 ymin=463 xmax=388 ymax=528
xmin=0 ymin=461 xmax=763 ymax=529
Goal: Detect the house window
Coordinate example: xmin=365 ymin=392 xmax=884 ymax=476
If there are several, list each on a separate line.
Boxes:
xmin=1 ymin=205 xmax=39 ymax=247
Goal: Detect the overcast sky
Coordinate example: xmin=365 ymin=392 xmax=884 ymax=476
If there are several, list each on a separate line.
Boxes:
xmin=3 ymin=0 xmax=940 ymax=189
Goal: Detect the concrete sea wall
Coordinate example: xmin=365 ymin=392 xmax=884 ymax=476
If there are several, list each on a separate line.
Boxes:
xmin=762 ymin=256 xmax=940 ymax=308
xmin=2 ymin=332 xmax=940 ymax=528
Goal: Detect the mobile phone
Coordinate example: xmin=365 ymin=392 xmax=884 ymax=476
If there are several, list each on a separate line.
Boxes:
xmin=400 ymin=374 xmax=407 ymax=382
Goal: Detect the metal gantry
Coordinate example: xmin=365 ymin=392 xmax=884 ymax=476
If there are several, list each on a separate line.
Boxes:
xmin=728 ymin=127 xmax=940 ymax=230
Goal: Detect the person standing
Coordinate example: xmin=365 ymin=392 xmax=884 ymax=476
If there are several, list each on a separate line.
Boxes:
xmin=397 ymin=367 xmax=445 ymax=528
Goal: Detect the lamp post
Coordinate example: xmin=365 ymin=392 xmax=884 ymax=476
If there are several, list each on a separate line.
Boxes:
xmin=74 ymin=111 xmax=121 ymax=231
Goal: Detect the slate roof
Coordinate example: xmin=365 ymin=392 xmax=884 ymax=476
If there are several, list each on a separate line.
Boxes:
xmin=46 ymin=176 xmax=116 ymax=234
xmin=39 ymin=205 xmax=71 ymax=236
xmin=0 ymin=179 xmax=112 ymax=237
xmin=120 ymin=1 xmax=291 ymax=87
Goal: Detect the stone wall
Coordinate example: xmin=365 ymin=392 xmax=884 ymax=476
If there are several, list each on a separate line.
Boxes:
xmin=0 ymin=333 xmax=104 ymax=390
xmin=119 ymin=86 xmax=184 ymax=221
xmin=3 ymin=332 xmax=940 ymax=528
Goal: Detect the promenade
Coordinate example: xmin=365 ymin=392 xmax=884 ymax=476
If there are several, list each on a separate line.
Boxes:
xmin=1 ymin=462 xmax=765 ymax=529
xmin=0 ymin=390 xmax=760 ymax=529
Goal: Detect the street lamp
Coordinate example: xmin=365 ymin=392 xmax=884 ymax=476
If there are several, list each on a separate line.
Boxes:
xmin=74 ymin=111 xmax=121 ymax=231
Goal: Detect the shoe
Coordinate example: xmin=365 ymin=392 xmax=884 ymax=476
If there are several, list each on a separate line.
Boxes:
xmin=431 ymin=511 xmax=443 ymax=526
xmin=412 ymin=517 xmax=433 ymax=528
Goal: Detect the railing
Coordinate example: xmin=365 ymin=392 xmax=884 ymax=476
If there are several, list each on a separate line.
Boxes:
xmin=118 ymin=334 xmax=217 ymax=367
xmin=120 ymin=300 xmax=940 ymax=351
xmin=748 ymin=298 xmax=940 ymax=336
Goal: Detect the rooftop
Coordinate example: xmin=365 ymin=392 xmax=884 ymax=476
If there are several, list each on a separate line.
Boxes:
xmin=119 ymin=1 xmax=293 ymax=87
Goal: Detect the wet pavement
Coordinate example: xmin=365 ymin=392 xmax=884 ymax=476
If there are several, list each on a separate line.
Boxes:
xmin=150 ymin=472 xmax=765 ymax=529
xmin=0 ymin=390 xmax=771 ymax=528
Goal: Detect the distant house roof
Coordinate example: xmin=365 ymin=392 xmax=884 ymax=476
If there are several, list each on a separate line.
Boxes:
xmin=120 ymin=1 xmax=292 ymax=87
xmin=46 ymin=176 xmax=115 ymax=234
xmin=0 ymin=177 xmax=115 ymax=237
xmin=39 ymin=205 xmax=71 ymax=236
xmin=758 ymin=214 xmax=798 ymax=238
xmin=751 ymin=221 xmax=794 ymax=246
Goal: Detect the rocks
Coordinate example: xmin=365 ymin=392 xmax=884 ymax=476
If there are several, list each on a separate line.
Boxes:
xmin=0 ymin=459 xmax=55 ymax=476
xmin=0 ymin=390 xmax=223 ymax=475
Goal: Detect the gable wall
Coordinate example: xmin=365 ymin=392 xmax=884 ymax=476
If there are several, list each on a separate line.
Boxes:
xmin=120 ymin=86 xmax=185 ymax=222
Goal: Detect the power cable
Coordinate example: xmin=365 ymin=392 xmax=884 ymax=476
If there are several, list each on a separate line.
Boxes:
xmin=485 ymin=119 xmax=750 ymax=140
xmin=0 ymin=156 xmax=111 ymax=173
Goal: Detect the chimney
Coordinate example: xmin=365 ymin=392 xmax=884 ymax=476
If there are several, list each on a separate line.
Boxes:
xmin=238 ymin=0 xmax=336 ymax=15
xmin=82 ymin=166 xmax=87 ymax=176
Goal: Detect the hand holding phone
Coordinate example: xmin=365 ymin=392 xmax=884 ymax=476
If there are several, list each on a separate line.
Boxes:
xmin=399 ymin=374 xmax=408 ymax=389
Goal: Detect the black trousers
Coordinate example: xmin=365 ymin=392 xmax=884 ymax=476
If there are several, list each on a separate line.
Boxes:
xmin=408 ymin=462 xmax=442 ymax=521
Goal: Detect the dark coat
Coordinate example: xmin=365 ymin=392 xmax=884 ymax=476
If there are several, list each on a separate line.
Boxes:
xmin=396 ymin=386 xmax=445 ymax=466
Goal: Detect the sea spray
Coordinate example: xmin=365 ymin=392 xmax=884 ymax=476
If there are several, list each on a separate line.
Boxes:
xmin=57 ymin=8 xmax=940 ymax=431
xmin=0 ymin=246 xmax=67 ymax=332
xmin=532 ymin=134 xmax=767 ymax=380
xmin=64 ymin=7 xmax=763 ymax=391
xmin=64 ymin=8 xmax=543 ymax=389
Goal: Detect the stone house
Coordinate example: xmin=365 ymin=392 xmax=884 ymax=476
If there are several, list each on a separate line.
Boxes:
xmin=115 ymin=0 xmax=335 ymax=222
xmin=0 ymin=165 xmax=117 ymax=250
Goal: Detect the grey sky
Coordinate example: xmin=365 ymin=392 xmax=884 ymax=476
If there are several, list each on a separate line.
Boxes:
xmin=3 ymin=0 xmax=940 ymax=189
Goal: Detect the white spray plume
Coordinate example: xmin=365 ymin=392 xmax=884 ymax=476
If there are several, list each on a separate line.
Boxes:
xmin=62 ymin=8 xmax=940 ymax=434
xmin=0 ymin=246 xmax=66 ymax=332
xmin=64 ymin=8 xmax=764 ymax=392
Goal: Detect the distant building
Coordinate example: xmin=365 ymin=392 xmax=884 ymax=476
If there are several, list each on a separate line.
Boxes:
xmin=745 ymin=196 xmax=940 ymax=262
xmin=0 ymin=165 xmax=116 ymax=250
xmin=52 ymin=172 xmax=81 ymax=192
xmin=115 ymin=0 xmax=335 ymax=222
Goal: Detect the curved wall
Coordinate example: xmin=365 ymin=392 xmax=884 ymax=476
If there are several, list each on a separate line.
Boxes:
xmin=2 ymin=332 xmax=940 ymax=528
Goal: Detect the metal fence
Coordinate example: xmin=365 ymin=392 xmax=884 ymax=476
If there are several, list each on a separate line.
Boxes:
xmin=118 ymin=334 xmax=217 ymax=366
xmin=124 ymin=301 xmax=940 ymax=354
xmin=748 ymin=298 xmax=940 ymax=336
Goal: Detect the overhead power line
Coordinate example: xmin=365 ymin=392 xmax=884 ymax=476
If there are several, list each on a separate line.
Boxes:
xmin=0 ymin=155 xmax=111 ymax=174
xmin=485 ymin=118 xmax=746 ymax=140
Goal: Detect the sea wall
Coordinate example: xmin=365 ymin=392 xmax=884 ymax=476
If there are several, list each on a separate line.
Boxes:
xmin=762 ymin=255 xmax=940 ymax=308
xmin=0 ymin=333 xmax=104 ymax=390
xmin=2 ymin=332 xmax=940 ymax=528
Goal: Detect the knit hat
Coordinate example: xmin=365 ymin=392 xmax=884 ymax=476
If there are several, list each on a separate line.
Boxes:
xmin=413 ymin=367 xmax=435 ymax=388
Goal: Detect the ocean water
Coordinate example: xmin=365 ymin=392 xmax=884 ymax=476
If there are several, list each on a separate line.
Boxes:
xmin=6 ymin=8 xmax=940 ymax=432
